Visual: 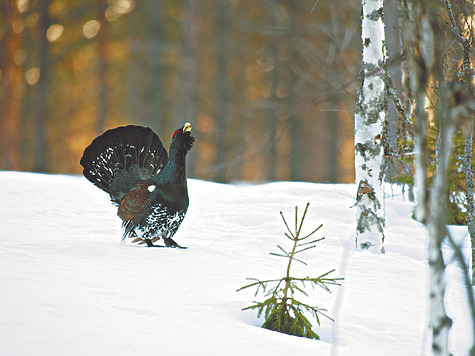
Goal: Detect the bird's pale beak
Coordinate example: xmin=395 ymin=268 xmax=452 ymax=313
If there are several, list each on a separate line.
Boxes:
xmin=183 ymin=123 xmax=192 ymax=133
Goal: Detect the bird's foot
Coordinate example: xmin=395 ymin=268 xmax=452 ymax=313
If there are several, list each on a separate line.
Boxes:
xmin=131 ymin=236 xmax=161 ymax=247
xmin=144 ymin=239 xmax=155 ymax=247
xmin=163 ymin=237 xmax=187 ymax=249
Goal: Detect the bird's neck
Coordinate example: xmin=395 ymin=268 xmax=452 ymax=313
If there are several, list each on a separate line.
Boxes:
xmin=154 ymin=149 xmax=187 ymax=185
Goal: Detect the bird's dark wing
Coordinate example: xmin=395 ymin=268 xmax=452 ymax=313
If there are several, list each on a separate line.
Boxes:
xmin=118 ymin=180 xmax=154 ymax=221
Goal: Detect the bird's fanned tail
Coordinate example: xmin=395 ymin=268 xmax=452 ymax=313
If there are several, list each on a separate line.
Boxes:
xmin=80 ymin=125 xmax=168 ymax=204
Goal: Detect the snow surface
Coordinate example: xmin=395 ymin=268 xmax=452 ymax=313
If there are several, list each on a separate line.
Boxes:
xmin=0 ymin=172 xmax=472 ymax=355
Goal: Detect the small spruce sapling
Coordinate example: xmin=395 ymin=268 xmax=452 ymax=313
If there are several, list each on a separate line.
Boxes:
xmin=237 ymin=203 xmax=343 ymax=339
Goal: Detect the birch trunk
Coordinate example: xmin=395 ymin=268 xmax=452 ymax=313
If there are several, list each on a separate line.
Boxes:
xmin=409 ymin=3 xmax=453 ymax=353
xmin=462 ymin=119 xmax=475 ymax=286
xmin=400 ymin=0 xmax=428 ymax=222
xmin=444 ymin=0 xmax=475 ymax=285
xmin=426 ymin=120 xmax=454 ymax=356
xmin=354 ymin=0 xmax=387 ymax=253
xmin=426 ymin=6 xmax=456 ymax=353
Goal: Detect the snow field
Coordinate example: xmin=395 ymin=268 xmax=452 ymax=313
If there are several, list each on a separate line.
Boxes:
xmin=0 ymin=172 xmax=471 ymax=355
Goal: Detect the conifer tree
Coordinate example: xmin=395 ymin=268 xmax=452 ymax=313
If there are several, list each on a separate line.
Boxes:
xmin=238 ymin=203 xmax=342 ymax=339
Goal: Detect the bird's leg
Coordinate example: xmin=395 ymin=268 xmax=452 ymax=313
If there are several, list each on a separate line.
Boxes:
xmin=144 ymin=239 xmax=155 ymax=247
xmin=143 ymin=235 xmax=163 ymax=247
xmin=140 ymin=236 xmax=161 ymax=247
xmin=162 ymin=237 xmax=187 ymax=249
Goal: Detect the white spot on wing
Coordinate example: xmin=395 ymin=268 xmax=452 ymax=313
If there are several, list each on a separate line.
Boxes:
xmin=148 ymin=184 xmax=156 ymax=192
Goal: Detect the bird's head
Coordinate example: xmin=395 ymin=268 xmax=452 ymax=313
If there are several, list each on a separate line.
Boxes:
xmin=171 ymin=123 xmax=195 ymax=153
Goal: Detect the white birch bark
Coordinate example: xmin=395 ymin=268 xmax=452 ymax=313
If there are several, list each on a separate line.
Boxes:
xmin=354 ymin=0 xmax=387 ymax=253
xmin=424 ymin=9 xmax=455 ymax=354
xmin=409 ymin=4 xmax=453 ymax=353
xmin=445 ymin=0 xmax=475 ymax=285
xmin=426 ymin=124 xmax=454 ymax=356
xmin=463 ymin=121 xmax=475 ymax=287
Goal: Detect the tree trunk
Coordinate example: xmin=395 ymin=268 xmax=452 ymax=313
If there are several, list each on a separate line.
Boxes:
xmin=444 ymin=0 xmax=475 ymax=286
xmin=354 ymin=0 xmax=387 ymax=253
xmin=143 ymin=0 xmax=166 ymax=133
xmin=464 ymin=80 xmax=475 ymax=292
xmin=426 ymin=102 xmax=454 ymax=356
xmin=398 ymin=0 xmax=416 ymax=202
xmin=444 ymin=1 xmax=475 ymax=347
xmin=288 ymin=91 xmax=301 ymax=181
xmin=462 ymin=119 xmax=475 ymax=285
xmin=325 ymin=97 xmax=340 ymax=183
xmin=179 ymin=0 xmax=199 ymax=177
xmin=95 ymin=0 xmax=108 ymax=135
xmin=286 ymin=0 xmax=302 ymax=182
xmin=1 ymin=0 xmax=22 ymax=170
xmin=409 ymin=3 xmax=454 ymax=353
xmin=411 ymin=1 xmax=429 ymax=223
xmin=214 ymin=0 xmax=229 ymax=183
xmin=383 ymin=0 xmax=401 ymax=182
xmin=127 ymin=6 xmax=146 ymax=129
xmin=268 ymin=44 xmax=279 ymax=181
xmin=427 ymin=8 xmax=455 ymax=355
xmin=33 ymin=0 xmax=52 ymax=172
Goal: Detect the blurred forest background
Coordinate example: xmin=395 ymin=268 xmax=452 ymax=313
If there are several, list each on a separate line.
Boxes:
xmin=2 ymin=0 xmax=370 ymax=183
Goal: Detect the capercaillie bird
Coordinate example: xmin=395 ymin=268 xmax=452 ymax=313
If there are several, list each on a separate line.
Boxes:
xmin=80 ymin=123 xmax=194 ymax=248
